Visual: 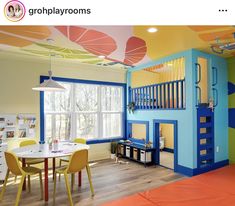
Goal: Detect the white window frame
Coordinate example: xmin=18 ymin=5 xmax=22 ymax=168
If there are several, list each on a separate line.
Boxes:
xmin=44 ymin=81 xmax=125 ymax=141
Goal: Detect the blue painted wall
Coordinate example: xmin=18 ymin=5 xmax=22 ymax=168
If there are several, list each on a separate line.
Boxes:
xmin=212 ymin=56 xmax=228 ymax=162
xmin=127 ymin=49 xmax=228 ymax=170
xmin=127 ymin=49 xmax=195 ymax=169
xmin=191 ymin=50 xmax=228 ymax=166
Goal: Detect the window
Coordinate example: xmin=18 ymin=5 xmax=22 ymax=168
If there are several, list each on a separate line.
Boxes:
xmin=43 ymin=80 xmax=125 ymax=142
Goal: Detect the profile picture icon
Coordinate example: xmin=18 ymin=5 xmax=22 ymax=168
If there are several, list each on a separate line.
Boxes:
xmin=4 ymin=0 xmax=25 ymax=22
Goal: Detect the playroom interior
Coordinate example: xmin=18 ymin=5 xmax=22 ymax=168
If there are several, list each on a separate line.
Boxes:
xmin=0 ymin=26 xmax=235 ymax=206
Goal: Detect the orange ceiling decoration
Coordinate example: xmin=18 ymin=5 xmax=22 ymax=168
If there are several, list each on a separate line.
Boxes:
xmin=55 ymin=26 xmax=117 ymax=56
xmin=0 ymin=26 xmax=51 ymax=47
xmin=188 ymin=26 xmax=229 ymax=32
xmin=0 ymin=26 xmax=234 ymax=68
xmin=0 ymin=32 xmax=31 ymax=47
xmin=188 ymin=26 xmax=235 ymax=57
xmin=198 ymin=29 xmax=235 ymax=42
xmin=144 ymin=63 xmax=164 ymax=73
xmin=123 ymin=37 xmax=147 ymax=65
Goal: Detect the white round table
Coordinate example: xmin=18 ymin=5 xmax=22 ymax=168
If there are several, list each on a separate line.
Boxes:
xmin=12 ymin=142 xmax=90 ymax=202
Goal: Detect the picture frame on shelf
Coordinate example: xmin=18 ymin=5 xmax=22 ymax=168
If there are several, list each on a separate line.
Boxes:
xmin=6 ymin=131 xmax=15 ymax=138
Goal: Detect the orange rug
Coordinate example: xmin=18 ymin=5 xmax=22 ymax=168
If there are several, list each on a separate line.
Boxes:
xmin=102 ymin=165 xmax=235 ymax=206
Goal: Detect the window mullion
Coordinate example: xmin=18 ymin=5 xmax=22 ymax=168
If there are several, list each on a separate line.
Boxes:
xmin=70 ymin=83 xmax=76 ymax=140
xmin=97 ymin=85 xmax=102 ymax=139
xmin=52 ymin=114 xmax=56 ymax=140
xmin=52 ymin=92 xmax=56 ymax=140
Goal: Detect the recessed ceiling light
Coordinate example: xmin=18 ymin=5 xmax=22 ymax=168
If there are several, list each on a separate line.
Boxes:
xmin=147 ymin=27 xmax=158 ymax=33
xmin=47 ymin=38 xmax=55 ymax=44
xmin=98 ymin=55 xmax=105 ymax=59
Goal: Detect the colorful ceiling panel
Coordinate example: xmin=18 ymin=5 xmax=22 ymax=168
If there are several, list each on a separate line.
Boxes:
xmin=123 ymin=36 xmax=147 ymax=65
xmin=0 ymin=26 xmax=51 ymax=47
xmin=55 ymin=26 xmax=117 ymax=56
xmin=0 ymin=26 xmax=234 ymax=69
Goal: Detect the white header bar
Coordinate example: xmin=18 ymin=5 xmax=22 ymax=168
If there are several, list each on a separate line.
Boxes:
xmin=0 ymin=0 xmax=234 ymax=25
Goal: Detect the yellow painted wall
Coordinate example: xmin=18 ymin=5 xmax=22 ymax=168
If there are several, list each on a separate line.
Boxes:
xmin=132 ymin=123 xmax=146 ymax=140
xmin=228 ymin=57 xmax=235 ymax=163
xmin=133 ymin=26 xmax=208 ymax=60
xmin=0 ymin=52 xmax=126 ymax=161
xmin=131 ymin=122 xmax=174 ymax=149
xmin=157 ymin=57 xmax=185 ymax=83
xmin=198 ymin=57 xmax=208 ymax=103
xmin=131 ymin=57 xmax=185 ymax=88
xmin=131 ymin=70 xmax=159 ymax=88
xmin=160 ymin=123 xmax=174 ymax=149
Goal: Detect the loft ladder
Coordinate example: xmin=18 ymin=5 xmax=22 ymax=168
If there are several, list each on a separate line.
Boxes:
xmin=195 ymin=61 xmax=218 ymax=169
xmin=197 ymin=107 xmax=214 ymax=169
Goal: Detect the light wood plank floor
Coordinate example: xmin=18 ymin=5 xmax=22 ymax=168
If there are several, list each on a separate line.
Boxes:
xmin=0 ymin=159 xmax=185 ymax=206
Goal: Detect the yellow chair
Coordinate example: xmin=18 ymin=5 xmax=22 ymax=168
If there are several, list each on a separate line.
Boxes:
xmin=19 ymin=140 xmax=45 ymax=167
xmin=19 ymin=140 xmax=44 ymax=166
xmin=53 ymin=149 xmax=94 ymax=206
xmin=59 ymin=138 xmax=86 ymax=186
xmin=16 ymin=140 xmax=44 ymax=191
xmin=59 ymin=138 xmax=86 ymax=164
xmin=0 ymin=152 xmax=43 ymax=206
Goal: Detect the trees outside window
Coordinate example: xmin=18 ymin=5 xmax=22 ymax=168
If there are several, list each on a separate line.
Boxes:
xmin=44 ymin=82 xmax=124 ymax=141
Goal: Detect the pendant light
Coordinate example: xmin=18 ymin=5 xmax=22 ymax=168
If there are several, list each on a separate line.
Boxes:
xmin=32 ymin=70 xmax=66 ymax=92
xmin=32 ymin=40 xmax=66 ymax=92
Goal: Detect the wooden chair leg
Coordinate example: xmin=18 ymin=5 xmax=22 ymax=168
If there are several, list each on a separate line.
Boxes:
xmin=0 ymin=169 xmax=10 ymax=201
xmin=86 ymin=165 xmax=94 ymax=196
xmin=39 ymin=172 xmax=43 ymax=200
xmin=53 ymin=172 xmax=57 ymax=205
xmin=15 ymin=175 xmax=25 ymax=206
xmin=27 ymin=175 xmax=31 ymax=193
xmin=14 ymin=175 xmax=17 ymax=182
xmin=64 ymin=173 xmax=73 ymax=206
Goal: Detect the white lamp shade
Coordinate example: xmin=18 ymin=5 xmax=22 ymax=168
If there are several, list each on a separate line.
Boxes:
xmin=32 ymin=78 xmax=66 ymax=92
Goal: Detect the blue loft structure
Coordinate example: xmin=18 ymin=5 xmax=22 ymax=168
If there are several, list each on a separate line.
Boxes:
xmin=125 ymin=49 xmax=228 ymax=176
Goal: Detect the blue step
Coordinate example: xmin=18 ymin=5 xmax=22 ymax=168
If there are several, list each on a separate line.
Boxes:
xmin=197 ymin=107 xmax=214 ymax=170
xmin=199 ymin=122 xmax=212 ymax=128
xmin=199 ymin=163 xmax=213 ymax=168
xmin=199 ymin=144 xmax=213 ymax=150
xmin=197 ymin=107 xmax=213 ymax=116
xmin=199 ymin=133 xmax=212 ymax=139
xmin=199 ymin=153 xmax=214 ymax=161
